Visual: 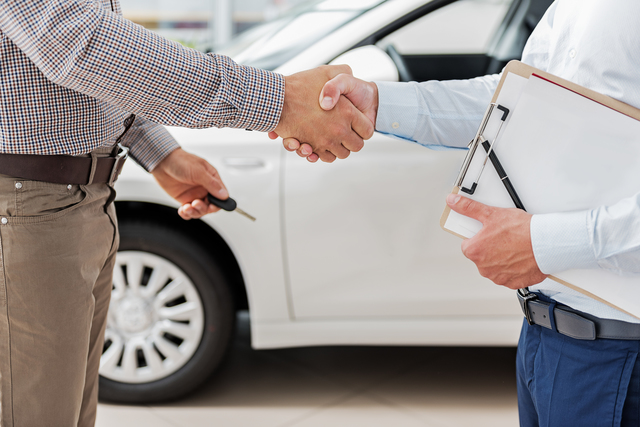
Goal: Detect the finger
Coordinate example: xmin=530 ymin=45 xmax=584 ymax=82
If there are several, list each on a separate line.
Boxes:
xmin=296 ymin=143 xmax=313 ymax=158
xmin=283 ymin=138 xmax=301 ymax=152
xmin=460 ymin=237 xmax=476 ymax=260
xmin=318 ymin=150 xmax=337 ymax=163
xmin=268 ymin=131 xmax=279 ymax=140
xmin=319 ymin=73 xmax=358 ymax=111
xmin=330 ymin=143 xmax=351 ymax=160
xmin=323 ymin=64 xmax=353 ymax=79
xmin=307 ymin=153 xmax=319 ymax=163
xmin=341 ymin=132 xmax=365 ymax=154
xmin=446 ymin=193 xmax=493 ymax=223
xmin=199 ymin=161 xmax=228 ymax=202
xmin=350 ymin=108 xmax=375 ymax=141
xmin=191 ymin=198 xmax=211 ymax=217
xmin=178 ymin=204 xmax=192 ymax=220
xmin=178 ymin=203 xmax=200 ymax=220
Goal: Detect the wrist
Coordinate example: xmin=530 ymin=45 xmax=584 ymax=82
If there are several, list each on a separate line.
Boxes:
xmin=274 ymin=76 xmax=294 ymax=136
xmin=369 ymin=81 xmax=379 ymax=126
xmin=373 ymin=80 xmax=418 ymax=138
xmin=152 ymin=147 xmax=182 ymax=174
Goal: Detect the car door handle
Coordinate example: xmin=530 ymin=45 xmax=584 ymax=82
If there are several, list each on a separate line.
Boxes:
xmin=223 ymin=158 xmax=266 ymax=169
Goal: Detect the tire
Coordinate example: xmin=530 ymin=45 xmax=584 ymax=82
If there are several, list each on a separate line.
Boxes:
xmin=98 ymin=221 xmax=234 ymax=403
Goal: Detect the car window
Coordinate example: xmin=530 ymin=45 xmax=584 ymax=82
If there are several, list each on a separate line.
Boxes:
xmin=377 ymin=0 xmax=514 ymax=55
xmin=217 ymin=0 xmax=387 ymax=70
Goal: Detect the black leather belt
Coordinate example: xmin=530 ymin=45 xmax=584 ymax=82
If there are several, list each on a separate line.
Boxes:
xmin=517 ymin=289 xmax=640 ymax=341
xmin=0 ymin=144 xmax=129 ymax=185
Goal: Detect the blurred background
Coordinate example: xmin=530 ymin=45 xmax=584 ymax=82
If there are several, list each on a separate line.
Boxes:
xmin=122 ymin=0 xmax=307 ymax=49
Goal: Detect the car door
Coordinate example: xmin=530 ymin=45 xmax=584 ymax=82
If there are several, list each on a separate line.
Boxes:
xmin=282 ymin=0 xmax=539 ymax=319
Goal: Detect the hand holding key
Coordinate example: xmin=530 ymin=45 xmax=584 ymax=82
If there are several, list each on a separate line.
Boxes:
xmin=207 ymin=194 xmax=256 ymax=222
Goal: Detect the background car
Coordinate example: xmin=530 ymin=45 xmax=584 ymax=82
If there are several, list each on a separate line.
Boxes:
xmin=102 ymin=0 xmax=553 ymax=403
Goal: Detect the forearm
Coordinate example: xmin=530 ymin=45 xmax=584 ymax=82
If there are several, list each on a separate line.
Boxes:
xmin=374 ymin=74 xmax=500 ymax=149
xmin=0 ymin=0 xmax=284 ymax=131
xmin=531 ymin=192 xmax=640 ymax=275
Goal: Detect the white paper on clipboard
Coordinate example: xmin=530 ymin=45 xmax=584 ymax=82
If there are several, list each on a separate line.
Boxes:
xmin=442 ymin=70 xmax=640 ymax=318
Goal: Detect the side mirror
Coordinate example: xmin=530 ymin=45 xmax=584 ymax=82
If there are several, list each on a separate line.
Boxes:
xmin=329 ymin=45 xmax=399 ymax=82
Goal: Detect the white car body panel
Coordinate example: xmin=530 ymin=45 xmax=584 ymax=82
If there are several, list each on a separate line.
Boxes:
xmin=117 ymin=129 xmax=293 ymax=323
xmin=284 ymin=137 xmax=521 ymax=319
xmin=115 ymin=0 xmax=525 ymax=349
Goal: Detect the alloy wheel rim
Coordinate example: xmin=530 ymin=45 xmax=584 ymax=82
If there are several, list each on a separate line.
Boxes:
xmin=100 ymin=251 xmax=205 ymax=384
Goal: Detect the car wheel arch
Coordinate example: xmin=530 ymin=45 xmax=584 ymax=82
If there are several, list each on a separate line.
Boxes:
xmin=114 ymin=200 xmax=249 ymax=312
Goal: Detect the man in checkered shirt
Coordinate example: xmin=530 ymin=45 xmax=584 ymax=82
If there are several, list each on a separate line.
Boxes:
xmin=0 ymin=1 xmax=373 ymax=426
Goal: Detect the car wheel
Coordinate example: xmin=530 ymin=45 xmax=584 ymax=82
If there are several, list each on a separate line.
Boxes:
xmin=98 ymin=221 xmax=234 ymax=403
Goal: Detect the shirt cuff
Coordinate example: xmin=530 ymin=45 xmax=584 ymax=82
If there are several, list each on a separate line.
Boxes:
xmin=374 ymin=81 xmax=419 ymax=139
xmin=120 ymin=118 xmax=181 ymax=172
xmin=224 ymin=60 xmax=285 ymax=132
xmin=530 ymin=210 xmax=600 ymax=274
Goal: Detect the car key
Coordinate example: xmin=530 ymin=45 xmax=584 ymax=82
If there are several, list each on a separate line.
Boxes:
xmin=207 ymin=194 xmax=256 ymax=222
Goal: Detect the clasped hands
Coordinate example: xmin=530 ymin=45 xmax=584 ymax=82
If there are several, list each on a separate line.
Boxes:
xmin=269 ymin=64 xmax=378 ymax=163
xmin=151 ymin=65 xmax=373 ymax=222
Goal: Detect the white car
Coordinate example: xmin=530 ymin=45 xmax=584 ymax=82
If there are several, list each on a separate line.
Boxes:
xmin=102 ymin=0 xmax=553 ymax=403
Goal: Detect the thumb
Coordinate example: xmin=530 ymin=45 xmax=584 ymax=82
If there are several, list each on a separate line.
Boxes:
xmin=446 ymin=193 xmax=493 ymax=223
xmin=199 ymin=162 xmax=228 ymax=201
xmin=319 ymin=73 xmax=359 ymax=110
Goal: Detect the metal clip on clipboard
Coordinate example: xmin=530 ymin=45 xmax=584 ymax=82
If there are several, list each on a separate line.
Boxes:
xmin=451 ymin=101 xmax=532 ymax=299
xmin=453 ymin=102 xmax=526 ymax=212
xmin=454 ymin=103 xmax=510 ymax=195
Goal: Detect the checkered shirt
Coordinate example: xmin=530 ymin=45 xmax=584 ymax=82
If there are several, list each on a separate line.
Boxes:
xmin=0 ymin=0 xmax=285 ymax=171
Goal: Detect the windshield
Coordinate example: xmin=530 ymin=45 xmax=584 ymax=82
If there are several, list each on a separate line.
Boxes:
xmin=216 ymin=0 xmax=387 ymax=70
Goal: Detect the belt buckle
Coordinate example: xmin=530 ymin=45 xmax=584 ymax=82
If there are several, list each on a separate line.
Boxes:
xmin=518 ymin=288 xmax=538 ymax=325
xmin=108 ymin=143 xmax=129 ymax=185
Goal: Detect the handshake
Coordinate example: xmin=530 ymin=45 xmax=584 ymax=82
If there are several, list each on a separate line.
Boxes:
xmin=268 ymin=64 xmax=378 ymax=163
xmin=154 ymin=64 xmax=378 ymax=221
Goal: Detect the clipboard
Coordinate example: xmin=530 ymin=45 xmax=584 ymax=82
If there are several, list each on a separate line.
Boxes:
xmin=440 ymin=60 xmax=640 ymax=319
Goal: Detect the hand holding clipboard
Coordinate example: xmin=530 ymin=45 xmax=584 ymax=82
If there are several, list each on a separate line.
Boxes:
xmin=440 ymin=61 xmax=640 ymax=319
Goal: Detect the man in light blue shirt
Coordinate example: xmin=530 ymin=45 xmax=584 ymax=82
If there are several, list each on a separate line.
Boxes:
xmin=281 ymin=0 xmax=640 ymax=425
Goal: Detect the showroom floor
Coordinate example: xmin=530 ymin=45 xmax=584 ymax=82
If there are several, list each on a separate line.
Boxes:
xmin=97 ymin=313 xmax=519 ymax=427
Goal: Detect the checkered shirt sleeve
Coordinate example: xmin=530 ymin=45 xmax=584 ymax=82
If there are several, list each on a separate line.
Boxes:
xmin=0 ymin=0 xmax=285 ymax=170
xmin=119 ymin=117 xmax=180 ymax=172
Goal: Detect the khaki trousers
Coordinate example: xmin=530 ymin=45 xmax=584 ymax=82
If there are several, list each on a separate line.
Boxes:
xmin=0 ymin=155 xmax=119 ymax=426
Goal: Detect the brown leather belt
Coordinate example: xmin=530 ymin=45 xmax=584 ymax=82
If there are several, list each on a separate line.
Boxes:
xmin=0 ymin=145 xmax=129 ymax=185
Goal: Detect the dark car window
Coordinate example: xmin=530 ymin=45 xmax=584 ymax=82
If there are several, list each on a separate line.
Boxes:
xmin=357 ymin=0 xmax=553 ymax=81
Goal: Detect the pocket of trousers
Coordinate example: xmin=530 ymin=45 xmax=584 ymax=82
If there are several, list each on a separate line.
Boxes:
xmin=532 ymin=331 xmax=638 ymax=427
xmin=7 ymin=180 xmax=87 ymax=225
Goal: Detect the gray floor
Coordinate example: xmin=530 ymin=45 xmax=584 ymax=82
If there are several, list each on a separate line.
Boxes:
xmin=97 ymin=313 xmax=519 ymax=427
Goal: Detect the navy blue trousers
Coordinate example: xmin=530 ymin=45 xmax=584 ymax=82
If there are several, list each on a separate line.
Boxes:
xmin=517 ymin=318 xmax=640 ymax=426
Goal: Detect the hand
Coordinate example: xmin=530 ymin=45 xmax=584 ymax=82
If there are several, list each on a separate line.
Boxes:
xmin=272 ymin=65 xmax=375 ymax=163
xmin=152 ymin=148 xmax=229 ymax=220
xmin=446 ymin=193 xmax=548 ymax=289
xmin=271 ymin=73 xmax=379 ymax=162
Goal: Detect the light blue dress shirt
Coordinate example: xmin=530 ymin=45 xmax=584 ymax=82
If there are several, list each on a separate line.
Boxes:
xmin=376 ymin=0 xmax=640 ymax=322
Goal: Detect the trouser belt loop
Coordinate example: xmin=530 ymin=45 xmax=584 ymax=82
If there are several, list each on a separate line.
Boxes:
xmin=109 ymin=144 xmax=121 ymax=157
xmin=87 ymin=152 xmax=98 ymax=185
xmin=548 ymin=300 xmax=558 ymax=333
xmin=518 ymin=288 xmax=538 ymax=325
